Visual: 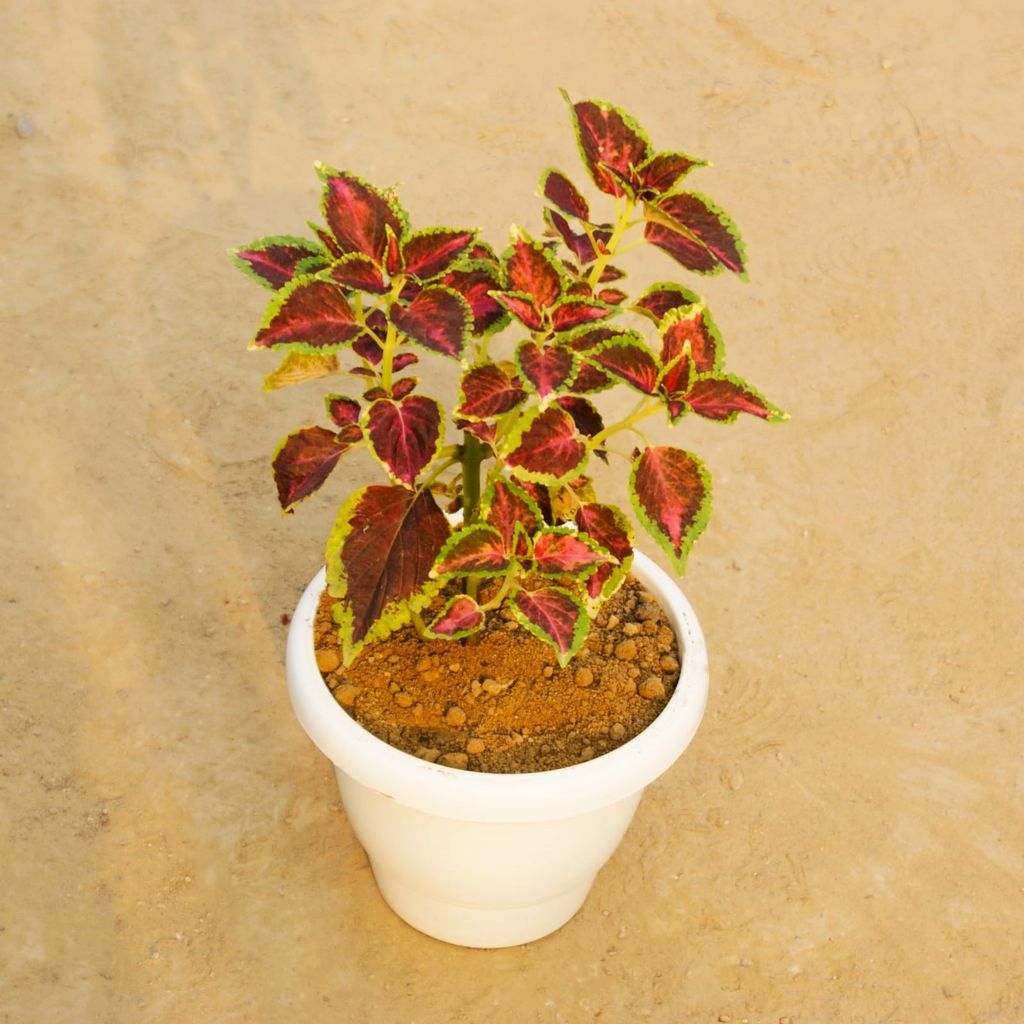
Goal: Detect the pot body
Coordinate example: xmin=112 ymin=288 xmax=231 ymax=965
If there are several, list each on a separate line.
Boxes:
xmin=286 ymin=551 xmax=709 ymax=948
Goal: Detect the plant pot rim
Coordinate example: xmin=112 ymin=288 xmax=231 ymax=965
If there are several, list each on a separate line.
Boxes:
xmin=287 ymin=549 xmax=709 ymax=822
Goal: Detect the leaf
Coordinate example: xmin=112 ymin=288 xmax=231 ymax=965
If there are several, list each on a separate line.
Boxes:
xmin=597 ymin=288 xmax=627 ymax=305
xmin=318 ymin=166 xmax=405 ymax=263
xmin=644 ymin=192 xmax=746 ymax=276
xmin=683 ymin=373 xmax=787 ymax=423
xmin=512 ymin=587 xmax=590 ymax=667
xmin=392 ymin=352 xmax=419 ymax=372
xmin=562 ymin=91 xmax=653 ymax=197
xmin=586 ymin=335 xmax=660 ymax=394
xmin=503 ymin=234 xmax=564 ymax=308
xmin=391 ymin=376 xmax=418 ymax=400
xmin=484 ymin=477 xmax=541 ymax=555
xmin=630 ymin=446 xmax=711 ymax=574
xmin=457 ymin=363 xmax=526 ymax=420
xmin=457 ymin=418 xmax=497 ymax=445
xmin=252 ymin=278 xmax=364 ymax=352
xmin=390 ymin=286 xmax=471 ymax=358
xmin=432 ymin=523 xmax=510 ymax=577
xmin=533 ymin=529 xmax=612 ymax=578
xmin=550 ymin=297 xmax=614 ymax=331
xmin=632 ymin=281 xmax=701 ymax=324
xmin=575 ymin=501 xmax=634 ymax=601
xmin=443 ymin=263 xmax=509 ymax=336
xmin=325 ymin=394 xmax=360 ymax=426
xmin=555 ymin=396 xmax=605 ymax=443
xmin=490 ymin=291 xmax=545 ymax=332
xmin=660 ymin=302 xmax=723 ymax=373
xmin=365 ymin=395 xmax=444 ymax=486
xmin=262 ymin=351 xmax=339 ymax=392
xmin=231 ymin=235 xmax=325 ymax=290
xmin=515 ymin=341 xmax=575 ymax=397
xmin=427 ymin=594 xmax=485 ymax=638
xmin=543 ymin=208 xmax=611 ymax=266
xmin=402 ymin=228 xmax=476 ymax=280
xmin=326 ymin=485 xmax=450 ymax=659
xmin=505 ymin=406 xmax=588 ymax=485
xmin=271 ymin=425 xmax=360 ymax=511
xmin=562 ymin=326 xmax=619 ymax=392
xmin=540 ymin=168 xmax=591 ymax=221
xmin=352 ymin=333 xmax=384 ymax=366
xmin=323 ymin=252 xmax=388 ymax=293
xmin=635 ymin=151 xmax=704 ymax=196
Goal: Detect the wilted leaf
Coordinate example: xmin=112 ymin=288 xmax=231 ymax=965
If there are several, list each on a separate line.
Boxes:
xmin=262 ymin=351 xmax=339 ymax=392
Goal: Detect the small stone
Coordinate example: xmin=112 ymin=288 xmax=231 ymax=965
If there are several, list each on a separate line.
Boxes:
xmin=779 ymin=1017 xmax=793 ymax=1024
xmin=448 ymin=662 xmax=461 ymax=673
xmin=610 ymin=722 xmax=626 ymax=741
xmin=466 ymin=738 xmax=485 ymax=754
xmin=504 ymin=620 xmax=518 ymax=631
xmin=388 ymin=680 xmax=400 ymax=693
xmin=719 ymin=1016 xmax=732 ymax=1023
xmin=614 ymin=638 xmax=638 ymax=661
xmin=643 ymin=620 xmax=658 ymax=636
xmin=636 ymin=603 xmax=659 ymax=622
xmin=606 ymin=614 xmax=620 ymax=629
xmin=422 ymin=668 xmax=440 ymax=682
xmin=315 ymin=648 xmax=340 ymax=673
xmin=439 ymin=752 xmax=469 ymax=770
xmin=638 ymin=675 xmax=666 ymax=700
xmin=623 ymin=622 xmax=641 ymax=636
xmin=445 ymin=705 xmax=467 ymax=727
xmin=415 ymin=747 xmax=440 ymax=763
xmin=482 ymin=678 xmax=503 ymax=695
xmin=879 ymin=56 xmax=894 ymax=70
xmin=628 ymin=666 xmax=641 ymax=679
xmin=335 ymin=683 xmax=360 ymax=708
xmin=580 ymin=746 xmax=595 ymax=761
xmin=543 ymin=665 xmax=554 ymax=678
xmin=660 ymin=654 xmax=680 ymax=672
xmin=15 ymin=116 xmax=35 ymax=139
xmin=394 ymin=691 xmax=415 ymax=708
xmin=415 ymin=656 xmax=432 ymax=673
xmin=470 ymin=679 xmax=482 ymax=697
xmin=574 ymin=666 xmax=595 ymax=688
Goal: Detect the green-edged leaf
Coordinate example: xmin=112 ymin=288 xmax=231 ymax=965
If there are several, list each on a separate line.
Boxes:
xmin=575 ymin=501 xmax=634 ymax=602
xmin=512 ymin=586 xmax=590 ymax=667
xmin=271 ymin=424 xmax=360 ymax=511
xmin=484 ymin=477 xmax=542 ymax=556
xmin=402 ymin=228 xmax=476 ymax=281
xmin=391 ymin=376 xmax=418 ymax=400
xmin=490 ymin=291 xmax=545 ymax=332
xmin=550 ymin=297 xmax=614 ymax=331
xmin=555 ymin=395 xmax=604 ymax=441
xmin=442 ymin=262 xmax=509 ymax=336
xmin=515 ymin=341 xmax=575 ymax=397
xmin=231 ymin=235 xmax=325 ymax=290
xmin=533 ymin=528 xmax=613 ymax=579
xmin=644 ymin=192 xmax=746 ymax=276
xmin=636 ymin=151 xmax=704 ymax=197
xmin=457 ymin=363 xmax=526 ymax=420
xmin=427 ymin=594 xmax=485 ymax=639
xmin=683 ymin=373 xmax=787 ymax=423
xmin=432 ymin=523 xmax=510 ymax=577
xmin=630 ymin=446 xmax=711 ymax=574
xmin=505 ymin=406 xmax=588 ymax=485
xmin=503 ymin=233 xmax=564 ymax=308
xmin=562 ymin=91 xmax=653 ymax=197
xmin=318 ymin=165 xmax=405 ymax=263
xmin=586 ymin=334 xmax=659 ymax=394
xmin=632 ymin=281 xmax=701 ymax=324
xmin=365 ymin=394 xmax=443 ymax=486
xmin=262 ymin=351 xmax=339 ymax=391
xmin=326 ymin=485 xmax=450 ymax=660
xmin=597 ymin=288 xmax=627 ymax=306
xmin=540 ymin=168 xmax=591 ymax=221
xmin=252 ymin=277 xmax=364 ymax=352
xmin=543 ymin=208 xmax=612 ymax=266
xmin=659 ymin=302 xmax=723 ymax=373
xmin=390 ymin=285 xmax=471 ymax=358
xmin=323 ymin=252 xmax=388 ymax=293
xmin=325 ymin=394 xmax=360 ymax=426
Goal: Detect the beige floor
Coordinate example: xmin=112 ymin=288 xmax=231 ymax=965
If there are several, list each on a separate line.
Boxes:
xmin=3 ymin=2 xmax=1022 ymax=1021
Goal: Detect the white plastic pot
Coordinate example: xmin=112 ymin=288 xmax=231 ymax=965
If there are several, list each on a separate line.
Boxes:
xmin=286 ymin=550 xmax=709 ymax=948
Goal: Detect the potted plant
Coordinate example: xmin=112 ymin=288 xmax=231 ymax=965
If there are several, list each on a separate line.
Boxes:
xmin=233 ymin=93 xmax=785 ymax=947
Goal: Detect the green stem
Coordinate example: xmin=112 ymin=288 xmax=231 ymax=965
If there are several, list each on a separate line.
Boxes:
xmin=587 ymin=197 xmax=636 ymax=290
xmin=461 ymin=432 xmax=484 ymax=525
xmin=589 ymin=397 xmax=662 ymax=450
xmin=380 ymin=276 xmax=406 ymax=393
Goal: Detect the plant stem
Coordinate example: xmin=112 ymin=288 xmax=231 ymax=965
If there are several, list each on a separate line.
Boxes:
xmin=589 ymin=397 xmax=662 ymax=450
xmin=587 ymin=197 xmax=636 ymax=290
xmin=462 ymin=432 xmax=483 ymax=525
xmin=380 ymin=276 xmax=406 ymax=393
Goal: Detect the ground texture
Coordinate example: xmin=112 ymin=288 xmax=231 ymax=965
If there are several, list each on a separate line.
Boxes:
xmin=2 ymin=2 xmax=1022 ymax=1021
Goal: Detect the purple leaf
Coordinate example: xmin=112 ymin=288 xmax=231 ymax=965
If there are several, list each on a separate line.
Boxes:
xmin=512 ymin=587 xmax=589 ymax=666
xmin=392 ymin=352 xmax=419 ymax=372
xmin=319 ymin=167 xmax=405 ymax=263
xmin=352 ymin=333 xmax=384 ymax=366
xmin=636 ymin=151 xmax=703 ymax=196
xmin=271 ymin=424 xmax=360 ymax=511
xmin=484 ymin=477 xmax=541 ymax=555
xmin=644 ymin=192 xmax=746 ymax=276
xmin=433 ymin=523 xmax=510 ymax=576
xmin=490 ymin=291 xmax=545 ymax=332
xmin=660 ymin=303 xmax=723 ymax=374
xmin=632 ymin=282 xmax=701 ymax=324
xmin=232 ymin=235 xmax=325 ymax=289
xmin=504 ymin=234 xmax=564 ymax=308
xmin=586 ymin=335 xmax=659 ymax=394
xmin=533 ymin=529 xmax=612 ymax=578
xmin=391 ymin=376 xmax=418 ymax=400
xmin=516 ymin=341 xmax=575 ymax=397
xmin=324 ymin=252 xmax=388 ymax=293
xmin=543 ymin=208 xmax=611 ymax=266
xmin=540 ymin=168 xmax=591 ymax=221
xmin=391 ymin=286 xmax=470 ymax=358
xmin=575 ymin=501 xmax=634 ymax=600
xmin=550 ymin=298 xmax=614 ymax=331
xmin=555 ymin=396 xmax=605 ymax=442
xmin=252 ymin=278 xmax=364 ymax=352
xmin=366 ymin=394 xmax=443 ymax=486
xmin=402 ymin=228 xmax=476 ymax=280
xmin=506 ymin=406 xmax=588 ymax=485
xmin=457 ymin=418 xmax=497 ymax=445
xmin=683 ymin=373 xmax=786 ymax=423
xmin=325 ymin=394 xmax=360 ymax=426
xmin=443 ymin=263 xmax=509 ymax=335
xmin=457 ymin=363 xmax=526 ymax=420
xmin=563 ymin=92 xmax=653 ymax=197
xmin=428 ymin=594 xmax=485 ymax=638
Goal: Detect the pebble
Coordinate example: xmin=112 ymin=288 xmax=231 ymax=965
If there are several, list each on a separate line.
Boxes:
xmin=628 ymin=666 xmax=641 ymax=679
xmin=614 ymin=638 xmax=638 ymax=661
xmin=466 ymin=738 xmax=485 ymax=754
xmin=638 ymin=675 xmax=665 ymax=700
xmin=439 ymin=752 xmax=469 ymax=770
xmin=543 ymin=665 xmax=554 ymax=678
xmin=394 ymin=691 xmax=414 ymax=708
xmin=574 ymin=666 xmax=594 ymax=688
xmin=660 ymin=654 xmax=680 ymax=672
xmin=610 ymin=722 xmax=626 ymax=740
xmin=388 ymin=681 xmax=400 ymax=693
xmin=422 ymin=669 xmax=440 ymax=682
xmin=15 ymin=115 xmax=35 ymax=139
xmin=623 ymin=622 xmax=641 ymax=636
xmin=315 ymin=648 xmax=340 ymax=673
xmin=415 ymin=747 xmax=440 ymax=763
xmin=470 ymin=679 xmax=483 ymax=697
xmin=606 ymin=614 xmax=620 ymax=629
xmin=636 ymin=603 xmax=659 ymax=621
xmin=415 ymin=656 xmax=432 ymax=673
xmin=642 ymin=620 xmax=658 ymax=636
xmin=448 ymin=662 xmax=461 ymax=673
xmin=580 ymin=746 xmax=595 ymax=760
xmin=482 ymin=678 xmax=503 ymax=695
xmin=445 ymin=705 xmax=467 ymax=727
xmin=335 ymin=683 xmax=360 ymax=708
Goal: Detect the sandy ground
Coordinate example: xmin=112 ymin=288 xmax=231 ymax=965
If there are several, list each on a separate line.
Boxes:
xmin=2 ymin=1 xmax=1022 ymax=1021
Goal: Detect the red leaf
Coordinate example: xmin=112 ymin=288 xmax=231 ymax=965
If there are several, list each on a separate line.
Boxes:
xmin=324 ymin=252 xmax=388 ymax=293
xmin=385 ymin=224 xmax=402 ymax=275
xmin=636 ymin=151 xmax=703 ymax=196
xmin=352 ymin=333 xmax=384 ymax=366
xmin=390 ymin=286 xmax=470 ymax=358
xmin=252 ymin=279 xmax=363 ymax=351
xmin=232 ymin=235 xmax=325 ymax=289
xmin=457 ymin=418 xmax=497 ymax=445
xmin=428 ymin=594 xmax=485 ymax=637
xmin=644 ymin=193 xmax=746 ymax=276
xmin=433 ymin=524 xmax=510 ymax=576
xmin=543 ymin=209 xmax=610 ymax=266
xmin=540 ymin=168 xmax=590 ymax=221
xmin=443 ymin=264 xmax=508 ymax=335
xmin=564 ymin=92 xmax=652 ymax=197
xmin=485 ymin=478 xmax=540 ymax=555
xmin=506 ymin=406 xmax=588 ymax=484
xmin=319 ymin=167 xmax=404 ymax=263
xmin=391 ymin=376 xmax=418 ymax=400
xmin=491 ymin=291 xmax=545 ymax=332
xmin=402 ymin=228 xmax=476 ymax=280
xmin=684 ymin=373 xmax=784 ymax=422
xmin=633 ymin=282 xmax=700 ymax=324
xmin=392 ymin=352 xmax=419 ymax=373
xmin=575 ymin=502 xmax=634 ymax=561
xmin=366 ymin=395 xmax=443 ymax=486
xmin=504 ymin=235 xmax=563 ymax=308
xmin=519 ymin=480 xmax=553 ymax=523
xmin=271 ymin=425 xmax=359 ymax=511
xmin=325 ymin=394 xmax=360 ymax=426
xmin=533 ymin=530 xmax=612 ymax=578
xmin=327 ymin=486 xmax=450 ymax=654
xmin=556 ymin=396 xmax=605 ymax=442
xmin=457 ymin=364 xmax=526 ymax=420
xmin=512 ymin=587 xmax=589 ymax=666
xmin=563 ymin=326 xmax=620 ymax=392
xmin=516 ymin=341 xmax=575 ymax=397
xmin=660 ymin=303 xmax=722 ymax=374
xmin=630 ymin=446 xmax=711 ymax=573
xmin=597 ymin=288 xmax=627 ymax=305
xmin=587 ymin=336 xmax=659 ymax=394
xmin=550 ymin=298 xmax=614 ymax=331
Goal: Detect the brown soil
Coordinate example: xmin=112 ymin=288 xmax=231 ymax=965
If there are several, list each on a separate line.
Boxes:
xmin=313 ymin=575 xmax=680 ymax=772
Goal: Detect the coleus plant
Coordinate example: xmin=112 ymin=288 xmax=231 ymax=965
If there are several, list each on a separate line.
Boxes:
xmin=233 ymin=93 xmax=785 ymax=668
